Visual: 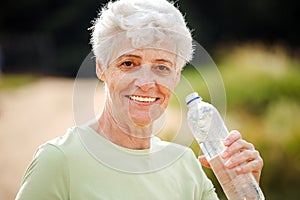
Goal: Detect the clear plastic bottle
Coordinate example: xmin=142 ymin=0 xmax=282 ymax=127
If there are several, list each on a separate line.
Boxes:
xmin=185 ymin=92 xmax=265 ymax=200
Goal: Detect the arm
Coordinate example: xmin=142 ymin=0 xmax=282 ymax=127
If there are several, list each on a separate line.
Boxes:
xmin=15 ymin=144 xmax=69 ymax=200
xmin=198 ymin=130 xmax=263 ymax=183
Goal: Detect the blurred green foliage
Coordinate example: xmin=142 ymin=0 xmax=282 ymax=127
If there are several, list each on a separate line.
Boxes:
xmin=179 ymin=43 xmax=300 ymax=199
xmin=0 ymin=74 xmax=39 ymax=90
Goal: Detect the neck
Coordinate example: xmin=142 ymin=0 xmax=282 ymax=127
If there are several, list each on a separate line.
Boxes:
xmin=91 ymin=106 xmax=152 ymax=150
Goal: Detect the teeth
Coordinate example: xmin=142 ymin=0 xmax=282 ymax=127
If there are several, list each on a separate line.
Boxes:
xmin=130 ymin=95 xmax=156 ymax=103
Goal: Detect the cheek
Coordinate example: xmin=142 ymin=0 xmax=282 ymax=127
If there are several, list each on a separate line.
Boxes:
xmin=155 ymin=71 xmax=179 ymax=93
xmin=158 ymin=85 xmax=173 ymax=108
xmin=105 ymin=71 xmax=124 ymax=94
xmin=104 ymin=81 xmax=115 ymax=99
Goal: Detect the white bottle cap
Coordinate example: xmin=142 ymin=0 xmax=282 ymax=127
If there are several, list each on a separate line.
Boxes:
xmin=185 ymin=92 xmax=202 ymax=105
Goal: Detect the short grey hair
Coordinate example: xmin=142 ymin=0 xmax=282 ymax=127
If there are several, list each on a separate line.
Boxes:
xmin=90 ymin=0 xmax=194 ymax=69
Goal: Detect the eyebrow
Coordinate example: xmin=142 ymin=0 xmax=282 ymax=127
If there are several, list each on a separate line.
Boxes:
xmin=117 ymin=54 xmax=142 ymax=60
xmin=117 ymin=54 xmax=174 ymax=67
xmin=153 ymin=58 xmax=174 ymax=67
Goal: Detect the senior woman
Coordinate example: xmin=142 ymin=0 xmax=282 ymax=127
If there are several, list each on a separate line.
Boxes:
xmin=16 ymin=0 xmax=263 ymax=199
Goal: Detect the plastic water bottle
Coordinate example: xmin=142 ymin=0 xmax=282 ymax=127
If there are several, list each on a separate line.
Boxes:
xmin=185 ymin=92 xmax=265 ymax=200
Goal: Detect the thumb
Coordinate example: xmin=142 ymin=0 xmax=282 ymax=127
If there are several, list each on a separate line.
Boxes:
xmin=198 ymin=155 xmax=211 ymax=168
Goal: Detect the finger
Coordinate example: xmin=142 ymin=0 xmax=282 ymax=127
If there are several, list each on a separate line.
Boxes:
xmin=223 ymin=130 xmax=242 ymax=147
xmin=235 ymin=157 xmax=263 ymax=174
xmin=234 ymin=154 xmax=263 ymax=183
xmin=198 ymin=155 xmax=211 ymax=168
xmin=222 ymin=139 xmax=254 ymax=159
xmin=224 ymin=149 xmax=260 ymax=169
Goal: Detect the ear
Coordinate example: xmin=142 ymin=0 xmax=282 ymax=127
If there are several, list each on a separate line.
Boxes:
xmin=96 ymin=59 xmax=105 ymax=81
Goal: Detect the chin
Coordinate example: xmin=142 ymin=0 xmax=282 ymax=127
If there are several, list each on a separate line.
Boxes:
xmin=134 ymin=110 xmax=165 ymax=126
xmin=131 ymin=118 xmax=153 ymax=127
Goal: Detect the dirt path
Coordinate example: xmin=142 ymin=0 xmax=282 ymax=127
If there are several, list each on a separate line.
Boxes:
xmin=0 ymin=77 xmax=96 ymax=199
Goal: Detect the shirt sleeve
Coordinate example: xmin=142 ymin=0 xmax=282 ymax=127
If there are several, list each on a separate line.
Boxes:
xmin=15 ymin=144 xmax=69 ymax=200
xmin=199 ymin=163 xmax=219 ymax=200
xmin=185 ymin=149 xmax=219 ymax=200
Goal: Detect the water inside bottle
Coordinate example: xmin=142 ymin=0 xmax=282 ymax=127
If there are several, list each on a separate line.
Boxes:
xmin=209 ymin=154 xmax=263 ymax=200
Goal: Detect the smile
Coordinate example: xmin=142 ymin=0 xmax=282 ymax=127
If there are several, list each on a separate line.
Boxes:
xmin=127 ymin=95 xmax=159 ymax=103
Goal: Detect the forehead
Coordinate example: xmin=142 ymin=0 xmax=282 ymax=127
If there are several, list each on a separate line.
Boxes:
xmin=117 ymin=48 xmax=176 ymax=62
xmin=109 ymin=35 xmax=177 ymax=65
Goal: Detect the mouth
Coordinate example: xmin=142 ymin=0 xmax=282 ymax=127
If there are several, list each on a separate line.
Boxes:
xmin=126 ymin=95 xmax=159 ymax=103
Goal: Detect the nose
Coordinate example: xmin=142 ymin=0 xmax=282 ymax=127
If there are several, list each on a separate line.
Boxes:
xmin=134 ymin=65 xmax=155 ymax=91
xmin=136 ymin=80 xmax=155 ymax=91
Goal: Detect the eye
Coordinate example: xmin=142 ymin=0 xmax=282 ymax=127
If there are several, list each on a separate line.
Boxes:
xmin=119 ymin=60 xmax=140 ymax=71
xmin=153 ymin=65 xmax=171 ymax=75
xmin=121 ymin=61 xmax=133 ymax=67
xmin=158 ymin=65 xmax=168 ymax=71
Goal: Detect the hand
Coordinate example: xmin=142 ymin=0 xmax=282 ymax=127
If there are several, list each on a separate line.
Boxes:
xmin=198 ymin=130 xmax=263 ymax=183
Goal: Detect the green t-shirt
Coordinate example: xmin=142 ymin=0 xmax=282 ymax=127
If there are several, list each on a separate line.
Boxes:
xmin=15 ymin=126 xmax=219 ymax=200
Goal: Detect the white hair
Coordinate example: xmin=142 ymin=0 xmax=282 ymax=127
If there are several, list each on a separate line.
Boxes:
xmin=90 ymin=0 xmax=194 ymax=69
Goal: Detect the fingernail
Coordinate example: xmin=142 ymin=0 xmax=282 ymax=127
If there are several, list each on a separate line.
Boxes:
xmin=224 ymin=160 xmax=231 ymax=167
xmin=223 ymin=139 xmax=230 ymax=146
xmin=221 ymin=151 xmax=228 ymax=158
xmin=236 ymin=166 xmax=242 ymax=173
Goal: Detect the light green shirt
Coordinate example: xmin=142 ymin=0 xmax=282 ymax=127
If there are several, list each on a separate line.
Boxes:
xmin=16 ymin=126 xmax=219 ymax=200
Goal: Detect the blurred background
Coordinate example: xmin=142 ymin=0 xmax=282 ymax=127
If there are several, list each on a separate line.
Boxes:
xmin=0 ymin=0 xmax=299 ymax=199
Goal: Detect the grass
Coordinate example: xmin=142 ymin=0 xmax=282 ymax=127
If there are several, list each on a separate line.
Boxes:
xmin=0 ymin=74 xmax=39 ymax=90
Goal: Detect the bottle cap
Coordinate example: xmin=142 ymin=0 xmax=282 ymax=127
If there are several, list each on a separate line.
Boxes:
xmin=185 ymin=92 xmax=202 ymax=105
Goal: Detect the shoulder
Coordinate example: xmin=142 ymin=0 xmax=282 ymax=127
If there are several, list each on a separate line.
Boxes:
xmin=38 ymin=126 xmax=88 ymax=154
xmin=30 ymin=126 xmax=83 ymax=168
xmin=29 ymin=134 xmax=74 ymax=177
xmin=16 ymin=138 xmax=72 ymax=199
xmin=46 ymin=126 xmax=78 ymax=147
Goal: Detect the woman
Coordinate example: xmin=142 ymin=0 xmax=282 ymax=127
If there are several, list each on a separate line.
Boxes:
xmin=16 ymin=0 xmax=263 ymax=199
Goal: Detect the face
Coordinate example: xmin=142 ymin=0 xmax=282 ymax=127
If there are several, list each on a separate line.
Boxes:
xmin=98 ymin=48 xmax=181 ymax=130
